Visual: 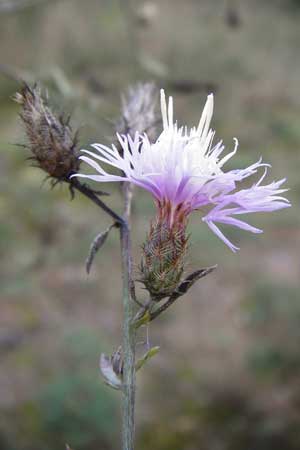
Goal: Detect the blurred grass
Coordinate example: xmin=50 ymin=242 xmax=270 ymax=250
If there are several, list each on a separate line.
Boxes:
xmin=0 ymin=0 xmax=300 ymax=449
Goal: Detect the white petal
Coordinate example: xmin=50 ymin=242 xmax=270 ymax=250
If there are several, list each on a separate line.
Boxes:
xmin=160 ymin=89 xmax=168 ymax=129
xmin=218 ymin=138 xmax=238 ymax=168
xmin=197 ymin=94 xmax=214 ymax=138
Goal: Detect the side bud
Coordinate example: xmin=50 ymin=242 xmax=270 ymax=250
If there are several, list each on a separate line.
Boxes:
xmin=140 ymin=217 xmax=188 ymax=301
xmin=15 ymin=84 xmax=80 ymax=180
xmin=116 ymin=82 xmax=160 ymax=142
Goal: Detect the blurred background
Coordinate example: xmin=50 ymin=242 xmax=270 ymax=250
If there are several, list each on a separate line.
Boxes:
xmin=1 ymin=0 xmax=300 ymax=449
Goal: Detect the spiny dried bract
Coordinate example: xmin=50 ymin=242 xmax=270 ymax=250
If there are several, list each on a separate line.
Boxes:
xmin=116 ymin=82 xmax=160 ymax=142
xmin=15 ymin=84 xmax=80 ymax=180
xmin=140 ymin=219 xmax=188 ymax=301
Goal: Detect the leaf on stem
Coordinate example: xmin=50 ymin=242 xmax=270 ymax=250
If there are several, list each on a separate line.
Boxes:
xmin=148 ymin=265 xmax=217 ymax=322
xmin=86 ymin=224 xmax=115 ymax=274
xmin=175 ymin=265 xmax=218 ymax=297
xmin=133 ymin=309 xmax=151 ymax=329
xmin=99 ymin=353 xmax=122 ymax=390
xmin=135 ymin=346 xmax=160 ymax=372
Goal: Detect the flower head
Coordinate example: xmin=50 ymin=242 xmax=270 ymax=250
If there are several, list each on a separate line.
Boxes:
xmin=74 ymin=90 xmax=290 ymax=251
xmin=16 ymin=84 xmax=80 ymax=181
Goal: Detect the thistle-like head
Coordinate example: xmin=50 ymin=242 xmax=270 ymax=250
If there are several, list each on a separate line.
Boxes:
xmin=15 ymin=84 xmax=80 ymax=181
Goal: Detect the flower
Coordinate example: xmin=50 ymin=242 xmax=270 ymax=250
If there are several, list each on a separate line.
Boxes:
xmin=73 ymin=90 xmax=290 ymax=251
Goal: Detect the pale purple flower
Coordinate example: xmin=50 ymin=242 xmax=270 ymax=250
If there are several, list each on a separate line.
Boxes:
xmin=73 ymin=90 xmax=290 ymax=251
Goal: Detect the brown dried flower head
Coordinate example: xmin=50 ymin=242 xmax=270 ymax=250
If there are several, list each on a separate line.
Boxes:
xmin=15 ymin=84 xmax=80 ymax=180
xmin=116 ymin=82 xmax=160 ymax=142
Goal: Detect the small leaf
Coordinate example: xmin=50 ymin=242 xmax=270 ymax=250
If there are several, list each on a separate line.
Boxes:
xmin=176 ymin=265 xmax=217 ymax=296
xmin=149 ymin=265 xmax=217 ymax=322
xmin=99 ymin=353 xmax=122 ymax=390
xmin=133 ymin=310 xmax=151 ymax=329
xmin=86 ymin=224 xmax=114 ymax=274
xmin=111 ymin=347 xmax=123 ymax=375
xmin=136 ymin=346 xmax=160 ymax=372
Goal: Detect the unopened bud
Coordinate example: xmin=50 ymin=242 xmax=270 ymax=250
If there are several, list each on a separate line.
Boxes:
xmin=15 ymin=84 xmax=80 ymax=179
xmin=116 ymin=82 xmax=160 ymax=142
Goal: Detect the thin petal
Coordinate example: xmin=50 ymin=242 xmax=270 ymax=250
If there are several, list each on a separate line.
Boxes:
xmin=215 ymin=216 xmax=263 ymax=234
xmin=203 ymin=219 xmax=240 ymax=252
xmin=218 ymin=138 xmax=238 ymax=168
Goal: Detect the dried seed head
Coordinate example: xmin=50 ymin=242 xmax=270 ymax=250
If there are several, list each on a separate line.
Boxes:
xmin=15 ymin=84 xmax=80 ymax=180
xmin=116 ymin=82 xmax=160 ymax=142
xmin=140 ymin=215 xmax=189 ymax=301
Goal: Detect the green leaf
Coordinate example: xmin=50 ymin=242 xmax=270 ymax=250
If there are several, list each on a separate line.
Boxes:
xmin=136 ymin=346 xmax=160 ymax=372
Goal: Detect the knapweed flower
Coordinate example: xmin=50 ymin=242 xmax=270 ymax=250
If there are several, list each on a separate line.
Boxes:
xmin=74 ymin=90 xmax=290 ymax=253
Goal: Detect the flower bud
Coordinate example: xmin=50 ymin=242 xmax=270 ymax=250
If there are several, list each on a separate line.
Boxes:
xmin=116 ymin=82 xmax=160 ymax=142
xmin=140 ymin=213 xmax=188 ymax=301
xmin=15 ymin=84 xmax=80 ymax=180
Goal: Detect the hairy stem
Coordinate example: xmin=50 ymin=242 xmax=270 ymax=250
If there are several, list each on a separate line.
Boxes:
xmin=72 ymin=177 xmax=136 ymax=448
xmin=120 ymin=182 xmax=136 ymax=450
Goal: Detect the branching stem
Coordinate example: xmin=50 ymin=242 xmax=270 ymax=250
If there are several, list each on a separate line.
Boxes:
xmin=74 ymin=177 xmax=137 ymax=449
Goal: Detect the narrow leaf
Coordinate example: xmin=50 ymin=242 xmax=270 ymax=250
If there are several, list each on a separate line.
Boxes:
xmin=149 ymin=265 xmax=217 ymax=322
xmin=99 ymin=353 xmax=122 ymax=390
xmin=136 ymin=346 xmax=160 ymax=372
xmin=133 ymin=310 xmax=151 ymax=329
xmin=86 ymin=224 xmax=114 ymax=274
xmin=176 ymin=265 xmax=217 ymax=296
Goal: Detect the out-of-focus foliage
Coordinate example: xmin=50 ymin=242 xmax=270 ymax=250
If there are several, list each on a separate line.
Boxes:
xmin=0 ymin=329 xmax=119 ymax=450
xmin=245 ymin=283 xmax=300 ymax=379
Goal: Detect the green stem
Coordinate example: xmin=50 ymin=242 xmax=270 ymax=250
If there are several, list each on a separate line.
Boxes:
xmin=120 ymin=183 xmax=136 ymax=450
